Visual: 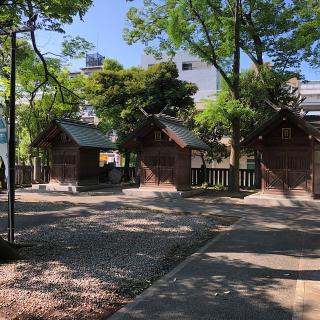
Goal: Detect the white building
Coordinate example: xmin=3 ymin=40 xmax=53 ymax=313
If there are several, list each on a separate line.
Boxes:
xmin=141 ymin=52 xmax=220 ymax=110
xmin=288 ymin=78 xmax=320 ymax=112
xmin=0 ymin=112 xmax=8 ymax=179
xmin=299 ymin=80 xmax=320 ymax=112
xmin=70 ymin=53 xmax=105 ymax=125
xmin=141 ymin=52 xmax=257 ymax=169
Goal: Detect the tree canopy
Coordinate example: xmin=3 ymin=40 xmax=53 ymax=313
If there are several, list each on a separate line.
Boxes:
xmin=0 ymin=0 xmax=94 ymax=254
xmin=86 ymin=61 xmax=198 ymax=143
xmin=0 ymin=1 xmax=95 ymax=163
xmin=124 ymin=0 xmax=319 ymax=190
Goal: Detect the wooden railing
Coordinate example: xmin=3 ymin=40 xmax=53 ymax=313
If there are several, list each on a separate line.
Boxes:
xmin=15 ymin=165 xmax=50 ymax=186
xmin=118 ymin=167 xmax=255 ymax=189
xmin=118 ymin=167 xmax=136 ymax=180
xmin=191 ymin=168 xmax=255 ymax=189
xmin=12 ymin=165 xmax=255 ymax=189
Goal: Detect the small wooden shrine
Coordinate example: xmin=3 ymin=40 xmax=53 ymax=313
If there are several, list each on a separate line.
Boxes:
xmin=242 ymin=108 xmax=320 ymax=198
xmin=121 ymin=114 xmax=209 ymax=191
xmin=31 ymin=119 xmax=117 ymax=186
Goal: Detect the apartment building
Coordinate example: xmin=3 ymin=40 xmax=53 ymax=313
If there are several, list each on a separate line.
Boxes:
xmin=141 ymin=52 xmax=255 ymax=169
xmin=141 ymin=52 xmax=220 ymax=110
xmin=70 ymin=53 xmax=105 ymax=125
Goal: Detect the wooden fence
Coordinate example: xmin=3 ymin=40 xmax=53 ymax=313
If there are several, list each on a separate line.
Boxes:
xmin=191 ymin=168 xmax=255 ymax=189
xmin=15 ymin=165 xmax=50 ymax=186
xmin=119 ymin=167 xmax=255 ymax=189
xmin=13 ymin=165 xmax=255 ymax=189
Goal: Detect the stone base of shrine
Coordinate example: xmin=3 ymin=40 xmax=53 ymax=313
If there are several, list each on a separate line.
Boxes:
xmin=122 ymin=187 xmax=205 ymax=199
xmin=31 ymin=183 xmax=115 ymax=194
xmin=244 ymin=192 xmax=320 ymax=208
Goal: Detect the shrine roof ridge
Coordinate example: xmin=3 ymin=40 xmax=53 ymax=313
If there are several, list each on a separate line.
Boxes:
xmin=30 ymin=118 xmax=117 ymax=150
xmin=56 ymin=118 xmax=97 ymax=127
xmin=121 ymin=113 xmax=209 ymax=151
xmin=242 ymin=107 xmax=320 ymax=147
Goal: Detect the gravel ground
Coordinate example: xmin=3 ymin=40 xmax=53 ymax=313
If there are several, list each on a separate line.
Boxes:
xmin=0 ymin=202 xmax=236 ymax=320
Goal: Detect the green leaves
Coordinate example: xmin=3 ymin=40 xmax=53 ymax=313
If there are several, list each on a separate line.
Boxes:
xmin=86 ymin=61 xmax=197 ymax=143
xmin=0 ymin=1 xmax=93 ymax=33
xmin=195 ymin=91 xmax=253 ymax=129
xmin=61 ymin=36 xmax=94 ymax=59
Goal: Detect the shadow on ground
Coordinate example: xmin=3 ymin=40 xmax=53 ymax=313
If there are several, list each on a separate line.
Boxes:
xmin=0 ymin=193 xmax=319 ymax=320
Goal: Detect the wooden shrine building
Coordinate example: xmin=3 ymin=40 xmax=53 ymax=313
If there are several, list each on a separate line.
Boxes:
xmin=121 ymin=114 xmax=209 ymax=191
xmin=242 ymin=108 xmax=320 ymax=198
xmin=31 ymin=119 xmax=117 ymax=186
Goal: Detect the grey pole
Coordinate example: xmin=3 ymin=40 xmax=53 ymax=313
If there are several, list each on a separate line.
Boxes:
xmin=8 ymin=32 xmax=16 ymax=243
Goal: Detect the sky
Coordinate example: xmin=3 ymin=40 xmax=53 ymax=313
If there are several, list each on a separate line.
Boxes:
xmin=36 ymin=0 xmax=145 ymax=71
xmin=35 ymin=0 xmax=320 ymax=80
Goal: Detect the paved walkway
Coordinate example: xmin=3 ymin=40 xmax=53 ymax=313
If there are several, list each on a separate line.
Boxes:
xmin=108 ymin=203 xmax=320 ymax=320
xmin=3 ymin=189 xmax=320 ymax=319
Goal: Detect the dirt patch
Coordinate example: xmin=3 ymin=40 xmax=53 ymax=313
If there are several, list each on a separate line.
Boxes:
xmin=0 ymin=205 xmax=237 ymax=320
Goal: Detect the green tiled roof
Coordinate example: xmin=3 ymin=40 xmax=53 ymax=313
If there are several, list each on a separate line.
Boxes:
xmin=57 ymin=119 xmax=117 ymax=150
xmin=155 ymin=115 xmax=209 ymax=151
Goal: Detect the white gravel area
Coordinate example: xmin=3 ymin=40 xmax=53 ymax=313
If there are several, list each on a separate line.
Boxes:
xmin=0 ymin=202 xmax=234 ymax=319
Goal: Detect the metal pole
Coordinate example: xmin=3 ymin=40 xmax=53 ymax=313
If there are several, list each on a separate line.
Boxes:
xmin=8 ymin=32 xmax=16 ymax=243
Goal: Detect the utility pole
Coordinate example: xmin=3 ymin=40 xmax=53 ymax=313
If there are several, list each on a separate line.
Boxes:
xmin=8 ymin=31 xmax=16 ymax=243
xmin=0 ymin=26 xmax=33 ymax=243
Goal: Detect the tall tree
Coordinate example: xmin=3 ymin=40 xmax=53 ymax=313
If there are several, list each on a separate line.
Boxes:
xmin=0 ymin=0 xmax=94 ymax=111
xmin=124 ymin=0 xmax=320 ymax=190
xmin=0 ymin=0 xmax=93 ymax=257
xmin=195 ymin=67 xmax=301 ymax=187
xmin=125 ymin=0 xmax=244 ymax=191
xmin=239 ymin=0 xmax=320 ymax=71
xmin=0 ymin=37 xmax=90 ymax=163
xmin=87 ymin=61 xmax=197 ymax=141
xmin=86 ymin=61 xmax=197 ymax=179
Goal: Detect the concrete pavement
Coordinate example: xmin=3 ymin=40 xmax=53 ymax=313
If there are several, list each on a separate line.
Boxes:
xmin=108 ymin=204 xmax=320 ymax=320
xmin=3 ymin=189 xmax=320 ymax=319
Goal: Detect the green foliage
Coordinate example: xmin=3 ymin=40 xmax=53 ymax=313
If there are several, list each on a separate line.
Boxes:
xmin=86 ymin=61 xmax=197 ymax=143
xmin=0 ymin=0 xmax=94 ymax=164
xmin=0 ymin=37 xmax=88 ymax=162
xmin=62 ymin=36 xmax=94 ymax=59
xmin=194 ymin=66 xmax=299 ymax=162
xmin=0 ymin=1 xmax=93 ymax=33
xmin=210 ymin=184 xmax=227 ymax=191
xmin=238 ymin=66 xmax=300 ymax=137
xmin=103 ymin=58 xmax=124 ymax=71
xmin=124 ymin=1 xmax=320 ymax=75
xmin=17 ymin=127 xmax=31 ymax=163
xmin=124 ymin=1 xmax=236 ymax=76
xmin=195 ymin=91 xmax=253 ymax=129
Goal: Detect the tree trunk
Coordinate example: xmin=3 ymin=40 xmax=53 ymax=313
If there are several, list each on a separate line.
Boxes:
xmin=229 ymin=0 xmax=241 ymax=192
xmin=200 ymin=152 xmax=207 ymax=184
xmin=229 ymin=117 xmax=240 ymax=192
xmin=254 ymin=149 xmax=262 ymax=189
xmin=123 ymin=150 xmax=131 ymax=182
xmin=135 ymin=150 xmax=141 ymax=186
xmin=0 ymin=236 xmax=19 ymax=260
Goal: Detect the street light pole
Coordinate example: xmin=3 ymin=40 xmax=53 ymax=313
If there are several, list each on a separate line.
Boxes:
xmin=0 ymin=25 xmax=34 ymax=244
xmin=8 ymin=31 xmax=16 ymax=243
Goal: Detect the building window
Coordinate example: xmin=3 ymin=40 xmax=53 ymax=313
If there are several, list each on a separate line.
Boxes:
xmin=247 ymin=159 xmax=255 ymax=170
xmin=182 ymin=62 xmax=192 ymax=70
xmin=0 ymin=119 xmax=5 ymax=129
xmin=282 ymin=128 xmax=291 ymax=140
xmin=0 ymin=132 xmax=7 ymax=144
xmin=154 ymin=131 xmax=162 ymax=141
